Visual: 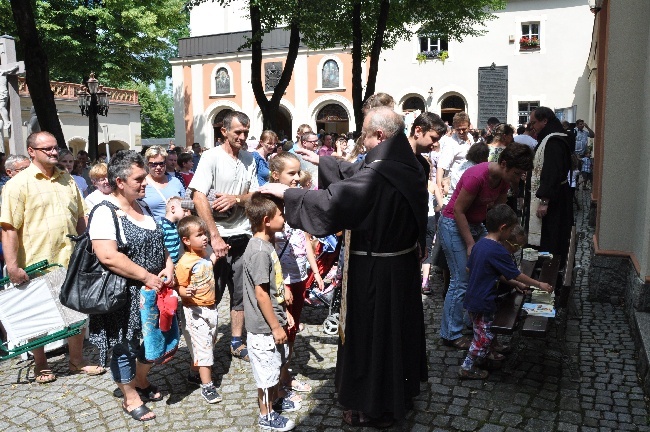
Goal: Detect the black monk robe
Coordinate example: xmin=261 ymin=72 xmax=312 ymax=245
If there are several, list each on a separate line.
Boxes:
xmin=284 ymin=132 xmax=428 ymax=420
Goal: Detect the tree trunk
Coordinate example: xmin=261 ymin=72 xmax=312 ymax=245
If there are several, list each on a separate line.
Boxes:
xmin=10 ymin=0 xmax=66 ymax=148
xmin=364 ymin=0 xmax=390 ymax=101
xmin=250 ymin=2 xmax=302 ymax=135
xmin=351 ymin=1 xmax=363 ymax=132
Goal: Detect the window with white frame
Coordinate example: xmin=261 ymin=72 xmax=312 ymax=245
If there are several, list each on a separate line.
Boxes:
xmin=520 ymin=22 xmax=540 ymax=50
xmin=419 ymin=36 xmax=448 ymax=57
xmin=518 ymin=101 xmax=539 ymax=125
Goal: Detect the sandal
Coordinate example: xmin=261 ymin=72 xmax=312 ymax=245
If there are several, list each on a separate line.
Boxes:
xmin=442 ymin=336 xmax=472 ymax=350
xmin=458 ymin=367 xmax=489 ymax=380
xmin=122 ymin=403 xmax=155 ymax=422
xmin=230 ymin=343 xmax=250 ymax=362
xmin=69 ymin=361 xmax=106 ymax=376
xmin=343 ymin=410 xmax=372 ymax=427
xmin=135 ymin=384 xmax=163 ymax=402
xmin=343 ymin=410 xmax=394 ymax=428
xmin=290 ymin=378 xmax=312 ymax=393
xmin=34 ymin=367 xmax=56 ymax=384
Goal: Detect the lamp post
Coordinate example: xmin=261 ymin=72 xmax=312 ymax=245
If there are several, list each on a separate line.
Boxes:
xmin=77 ymin=72 xmax=109 ymax=162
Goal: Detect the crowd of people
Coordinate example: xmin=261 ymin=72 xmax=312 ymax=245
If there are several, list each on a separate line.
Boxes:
xmin=0 ymin=92 xmax=593 ymax=429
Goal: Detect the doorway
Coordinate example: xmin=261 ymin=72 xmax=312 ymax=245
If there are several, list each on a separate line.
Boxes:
xmin=316 ymin=103 xmax=350 ymax=135
xmin=440 ymin=94 xmax=465 ymax=124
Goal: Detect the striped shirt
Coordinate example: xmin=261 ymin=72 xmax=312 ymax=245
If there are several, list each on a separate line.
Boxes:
xmin=158 ymin=217 xmax=182 ymax=264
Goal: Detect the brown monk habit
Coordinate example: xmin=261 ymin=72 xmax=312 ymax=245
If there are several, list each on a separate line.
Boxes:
xmin=283 ymin=132 xmax=428 ymax=420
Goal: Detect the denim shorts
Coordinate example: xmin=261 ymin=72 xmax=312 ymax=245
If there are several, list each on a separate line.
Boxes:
xmin=110 ymin=338 xmax=147 ymax=384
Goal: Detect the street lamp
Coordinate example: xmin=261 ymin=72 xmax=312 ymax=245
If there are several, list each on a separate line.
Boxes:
xmin=77 ymin=72 xmax=109 ymax=161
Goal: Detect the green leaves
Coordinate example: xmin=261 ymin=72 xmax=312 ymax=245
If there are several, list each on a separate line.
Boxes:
xmin=128 ymin=80 xmax=175 ymax=139
xmin=0 ymin=0 xmax=189 ymax=87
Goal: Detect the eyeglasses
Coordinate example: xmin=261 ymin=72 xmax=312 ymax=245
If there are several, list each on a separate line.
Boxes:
xmin=148 ymin=162 xmax=166 ymax=168
xmin=303 ymin=139 xmax=319 ymax=143
xmin=506 ymin=240 xmax=523 ymax=250
xmin=10 ymin=166 xmax=28 ymax=173
xmin=455 ymin=128 xmax=468 ymax=133
xmin=31 ymin=145 xmax=58 ymax=154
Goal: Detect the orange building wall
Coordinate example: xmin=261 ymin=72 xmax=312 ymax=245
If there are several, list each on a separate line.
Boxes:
xmin=183 ymin=66 xmax=193 ymax=147
xmin=202 ymin=62 xmax=243 ymax=113
xmin=251 ymin=58 xmax=297 ymax=109
xmin=307 ymin=53 xmax=353 ymax=107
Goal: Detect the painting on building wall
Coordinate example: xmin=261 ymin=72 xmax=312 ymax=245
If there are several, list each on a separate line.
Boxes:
xmin=265 ymin=62 xmax=283 ymax=92
xmin=322 ymin=60 xmax=340 ymax=88
xmin=215 ymin=68 xmax=230 ymax=94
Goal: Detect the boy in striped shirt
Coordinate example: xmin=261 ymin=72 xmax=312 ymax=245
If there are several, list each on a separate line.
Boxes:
xmin=158 ymin=196 xmax=188 ymax=264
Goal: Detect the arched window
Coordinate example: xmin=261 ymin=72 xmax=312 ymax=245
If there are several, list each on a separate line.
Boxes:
xmin=403 ymin=96 xmax=425 ymax=112
xmin=322 ymin=60 xmax=340 ymax=89
xmin=215 ymin=68 xmax=230 ymax=94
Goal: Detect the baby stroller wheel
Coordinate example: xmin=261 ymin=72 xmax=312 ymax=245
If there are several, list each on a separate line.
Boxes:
xmin=322 ymin=313 xmax=339 ymax=335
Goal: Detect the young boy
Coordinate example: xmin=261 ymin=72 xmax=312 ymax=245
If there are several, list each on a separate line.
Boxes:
xmin=158 ymin=196 xmax=188 ymax=264
xmin=459 ymin=204 xmax=553 ymax=380
xmin=580 ymin=150 xmax=593 ymax=190
xmin=175 ymin=216 xmax=221 ymax=403
xmin=177 ymin=152 xmax=195 ymax=186
xmin=243 ymin=192 xmax=298 ymax=431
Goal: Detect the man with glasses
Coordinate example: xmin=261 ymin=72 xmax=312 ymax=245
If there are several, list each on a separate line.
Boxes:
xmin=0 ymin=131 xmax=105 ymax=383
xmin=436 ymin=112 xmax=475 ymax=202
xmin=298 ymin=132 xmax=320 ymax=184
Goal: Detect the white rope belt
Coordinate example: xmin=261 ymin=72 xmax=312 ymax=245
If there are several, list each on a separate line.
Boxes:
xmin=348 ymin=243 xmax=418 ymax=257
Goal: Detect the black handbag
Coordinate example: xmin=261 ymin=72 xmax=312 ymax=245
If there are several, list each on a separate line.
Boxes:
xmin=59 ymin=202 xmax=129 ymax=314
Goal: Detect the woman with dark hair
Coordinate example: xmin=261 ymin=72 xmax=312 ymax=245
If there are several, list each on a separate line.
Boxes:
xmin=438 ymin=143 xmax=533 ymax=349
xmin=528 ymin=106 xmax=573 ymax=266
xmin=487 ymin=123 xmax=515 ymax=162
xmin=87 ymin=150 xmax=174 ymax=422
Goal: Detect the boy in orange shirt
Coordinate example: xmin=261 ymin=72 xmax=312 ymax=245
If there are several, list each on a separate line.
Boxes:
xmin=175 ymin=216 xmax=221 ymax=403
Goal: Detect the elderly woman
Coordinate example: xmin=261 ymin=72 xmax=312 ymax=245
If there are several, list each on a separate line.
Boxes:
xmin=141 ymin=146 xmax=184 ymax=220
xmin=253 ymin=130 xmax=278 ymax=185
xmin=88 ymin=151 xmax=174 ymax=422
xmin=84 ymin=163 xmax=112 ymax=212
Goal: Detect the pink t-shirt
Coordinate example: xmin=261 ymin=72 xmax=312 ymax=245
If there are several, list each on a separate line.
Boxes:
xmin=442 ymin=162 xmax=509 ymax=224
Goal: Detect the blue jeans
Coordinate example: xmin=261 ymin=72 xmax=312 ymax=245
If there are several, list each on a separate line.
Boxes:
xmin=438 ymin=216 xmax=487 ymax=341
xmin=110 ymin=338 xmax=146 ymax=384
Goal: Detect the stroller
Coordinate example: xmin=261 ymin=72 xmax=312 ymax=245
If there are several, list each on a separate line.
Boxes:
xmin=303 ymin=234 xmax=343 ymax=335
xmin=304 ymin=265 xmax=342 ymax=335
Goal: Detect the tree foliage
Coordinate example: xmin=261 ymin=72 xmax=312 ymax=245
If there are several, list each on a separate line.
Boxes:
xmin=190 ymin=0 xmax=504 ymax=132
xmin=0 ymin=0 xmax=189 ymax=87
xmin=129 ymin=80 xmax=175 ymax=139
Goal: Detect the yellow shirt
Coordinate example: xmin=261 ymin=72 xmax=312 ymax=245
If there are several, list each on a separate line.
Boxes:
xmin=0 ymin=164 xmax=87 ymax=268
xmin=175 ymin=250 xmax=216 ymax=307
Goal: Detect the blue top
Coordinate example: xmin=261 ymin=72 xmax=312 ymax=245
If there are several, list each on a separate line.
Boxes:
xmin=158 ymin=217 xmax=182 ymax=264
xmin=465 ymin=238 xmax=521 ymax=314
xmin=142 ymin=174 xmax=185 ymax=221
xmin=253 ymin=151 xmax=270 ymax=185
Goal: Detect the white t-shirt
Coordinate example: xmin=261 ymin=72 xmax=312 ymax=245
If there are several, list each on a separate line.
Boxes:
xmin=188 ymin=145 xmax=259 ymax=237
xmin=88 ymin=195 xmax=156 ymax=243
xmin=438 ymin=133 xmax=473 ymax=174
xmin=514 ymin=134 xmax=538 ymax=150
xmin=85 ymin=189 xmax=110 ymax=215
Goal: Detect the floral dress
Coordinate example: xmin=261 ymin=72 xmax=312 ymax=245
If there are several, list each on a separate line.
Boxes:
xmin=88 ymin=201 xmax=166 ymax=366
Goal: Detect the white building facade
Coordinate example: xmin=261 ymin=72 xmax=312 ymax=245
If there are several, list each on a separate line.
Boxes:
xmin=172 ymin=0 xmax=594 ymax=147
xmin=16 ymin=77 xmax=142 ymax=156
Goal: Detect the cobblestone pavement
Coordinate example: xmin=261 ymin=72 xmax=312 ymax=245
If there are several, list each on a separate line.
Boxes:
xmin=1 ymin=190 xmax=649 ymax=431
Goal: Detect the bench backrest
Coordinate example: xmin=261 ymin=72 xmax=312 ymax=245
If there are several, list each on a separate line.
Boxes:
xmin=563 ymin=225 xmax=578 ymax=287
